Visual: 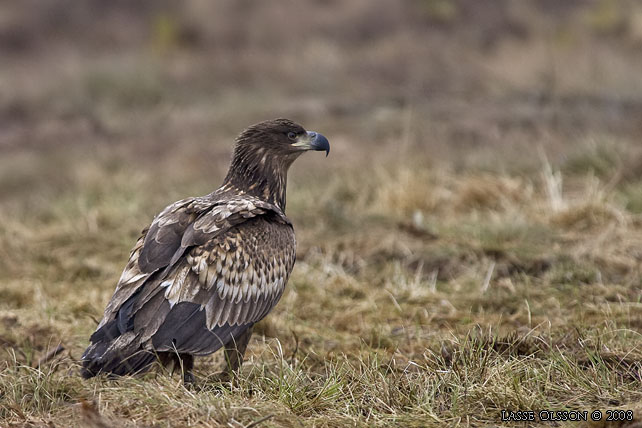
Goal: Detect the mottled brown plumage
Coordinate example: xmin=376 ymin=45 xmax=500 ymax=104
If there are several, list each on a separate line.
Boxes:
xmin=81 ymin=119 xmax=329 ymax=383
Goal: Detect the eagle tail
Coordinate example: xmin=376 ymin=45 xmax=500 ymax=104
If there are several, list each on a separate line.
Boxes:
xmin=80 ymin=320 xmax=155 ymax=379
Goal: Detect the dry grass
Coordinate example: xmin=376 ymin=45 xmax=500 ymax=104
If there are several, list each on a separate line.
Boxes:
xmin=2 ymin=157 xmax=642 ymax=427
xmin=3 ymin=1 xmax=642 ymax=427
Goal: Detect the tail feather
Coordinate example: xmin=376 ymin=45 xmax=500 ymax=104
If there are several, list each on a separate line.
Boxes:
xmin=80 ymin=322 xmax=156 ymax=379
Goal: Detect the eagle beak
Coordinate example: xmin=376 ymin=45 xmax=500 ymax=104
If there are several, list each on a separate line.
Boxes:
xmin=293 ymin=131 xmax=330 ymax=157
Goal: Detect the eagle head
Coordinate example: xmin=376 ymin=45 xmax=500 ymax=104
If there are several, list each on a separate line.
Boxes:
xmin=235 ymin=118 xmax=330 ymax=158
xmin=224 ymin=118 xmax=330 ymax=209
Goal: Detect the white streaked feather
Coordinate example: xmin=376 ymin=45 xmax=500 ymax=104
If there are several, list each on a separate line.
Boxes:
xmin=250 ymin=283 xmax=260 ymax=302
xmin=198 ymin=268 xmax=207 ymax=284
xmin=119 ymin=271 xmax=147 ymax=284
xmin=206 ymin=268 xmax=217 ymax=288
xmin=241 ymin=280 xmax=249 ymax=301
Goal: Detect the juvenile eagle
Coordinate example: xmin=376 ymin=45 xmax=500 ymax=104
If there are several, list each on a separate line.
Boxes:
xmin=81 ymin=118 xmax=329 ymax=383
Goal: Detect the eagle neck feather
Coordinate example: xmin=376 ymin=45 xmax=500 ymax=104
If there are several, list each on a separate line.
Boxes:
xmin=223 ymin=143 xmax=293 ymax=211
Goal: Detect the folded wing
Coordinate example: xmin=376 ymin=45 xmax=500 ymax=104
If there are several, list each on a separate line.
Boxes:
xmin=85 ymin=193 xmax=295 ymax=365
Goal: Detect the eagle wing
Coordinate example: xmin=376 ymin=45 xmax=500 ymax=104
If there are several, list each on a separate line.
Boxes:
xmin=91 ymin=194 xmax=295 ymax=356
xmin=97 ymin=196 xmax=209 ymax=328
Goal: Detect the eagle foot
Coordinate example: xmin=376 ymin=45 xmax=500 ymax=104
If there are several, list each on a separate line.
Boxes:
xmin=183 ymin=371 xmax=197 ymax=388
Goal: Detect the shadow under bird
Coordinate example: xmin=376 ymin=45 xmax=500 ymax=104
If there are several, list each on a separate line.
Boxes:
xmin=81 ymin=118 xmax=330 ymax=384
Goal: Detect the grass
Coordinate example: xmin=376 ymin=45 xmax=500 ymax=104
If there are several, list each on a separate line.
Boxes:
xmin=1 ymin=156 xmax=642 ymax=427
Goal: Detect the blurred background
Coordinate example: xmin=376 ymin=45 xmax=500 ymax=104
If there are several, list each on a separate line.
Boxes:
xmin=2 ymin=0 xmax=642 ymax=179
xmin=2 ymin=1 xmax=642 ymax=426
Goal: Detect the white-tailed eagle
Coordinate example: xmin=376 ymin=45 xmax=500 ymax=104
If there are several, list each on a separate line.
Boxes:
xmin=81 ymin=118 xmax=329 ymax=384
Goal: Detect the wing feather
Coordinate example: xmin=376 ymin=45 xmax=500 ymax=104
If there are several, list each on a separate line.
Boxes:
xmin=146 ymin=215 xmax=295 ymax=354
xmin=96 ymin=193 xmax=288 ymax=324
xmin=90 ymin=191 xmax=295 ymax=357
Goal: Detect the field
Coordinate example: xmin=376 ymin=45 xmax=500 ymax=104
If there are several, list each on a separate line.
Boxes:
xmin=2 ymin=1 xmax=642 ymax=427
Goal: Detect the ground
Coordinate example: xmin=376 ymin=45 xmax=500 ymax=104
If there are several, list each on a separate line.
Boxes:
xmin=1 ymin=1 xmax=642 ymax=427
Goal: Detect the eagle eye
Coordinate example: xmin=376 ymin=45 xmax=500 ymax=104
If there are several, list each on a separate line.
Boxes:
xmin=287 ymin=131 xmax=297 ymax=141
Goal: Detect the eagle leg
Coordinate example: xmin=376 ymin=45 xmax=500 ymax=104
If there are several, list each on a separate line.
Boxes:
xmin=180 ymin=353 xmax=195 ymax=386
xmin=219 ymin=326 xmax=253 ymax=381
xmin=158 ymin=351 xmax=196 ymax=386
